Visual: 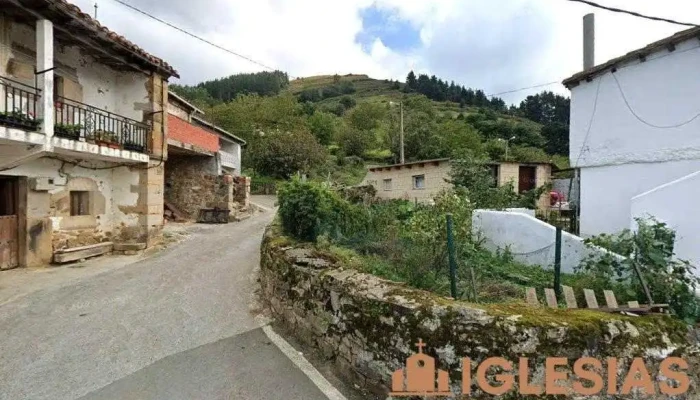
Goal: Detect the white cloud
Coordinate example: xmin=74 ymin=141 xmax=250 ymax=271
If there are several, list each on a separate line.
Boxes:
xmin=71 ymin=0 xmax=699 ymax=103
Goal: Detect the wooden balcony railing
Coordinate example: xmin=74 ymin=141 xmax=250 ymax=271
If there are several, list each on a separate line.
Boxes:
xmin=54 ymin=96 xmax=150 ymax=153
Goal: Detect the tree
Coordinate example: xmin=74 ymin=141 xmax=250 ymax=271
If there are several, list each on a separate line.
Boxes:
xmin=406 ymin=71 xmax=417 ymax=89
xmin=339 ymin=96 xmax=356 ymax=110
xmin=248 ymin=130 xmax=326 ymax=178
xmin=308 ymin=111 xmax=338 ymax=145
xmin=541 ymin=122 xmax=569 ymax=156
xmin=347 ymin=102 xmax=386 ymax=132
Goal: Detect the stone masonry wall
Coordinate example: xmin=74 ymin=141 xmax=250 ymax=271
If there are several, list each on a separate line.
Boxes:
xmin=165 ymin=155 xmax=234 ymax=219
xmin=260 ymin=222 xmax=700 ymax=398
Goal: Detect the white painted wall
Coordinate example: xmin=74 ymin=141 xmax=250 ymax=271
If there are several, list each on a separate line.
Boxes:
xmin=5 ymin=19 xmax=148 ymax=122
xmin=220 ymin=139 xmax=241 ymax=174
xmin=1 ymin=157 xmax=141 ymax=233
xmin=579 ymin=160 xmax=700 ymax=236
xmin=630 ymin=170 xmax=700 ymax=273
xmin=569 ymin=37 xmax=700 ymax=239
xmin=472 ymin=210 xmax=625 ymax=273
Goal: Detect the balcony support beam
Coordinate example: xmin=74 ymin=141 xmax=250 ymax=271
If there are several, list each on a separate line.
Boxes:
xmin=36 ymin=19 xmax=54 ymax=144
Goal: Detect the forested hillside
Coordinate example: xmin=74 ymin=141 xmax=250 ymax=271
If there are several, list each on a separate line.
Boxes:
xmin=170 ymin=71 xmax=570 ymax=185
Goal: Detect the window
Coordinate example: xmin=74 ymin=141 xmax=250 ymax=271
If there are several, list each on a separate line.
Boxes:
xmin=70 ymin=191 xmax=90 ymax=216
xmin=412 ymin=175 xmax=425 ymax=190
xmin=383 ymin=178 xmax=392 ymax=191
xmin=54 ymin=75 xmax=64 ymax=100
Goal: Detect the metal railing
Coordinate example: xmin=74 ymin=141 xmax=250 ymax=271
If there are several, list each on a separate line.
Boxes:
xmin=0 ymin=77 xmax=41 ymax=132
xmin=219 ymin=149 xmax=238 ymax=169
xmin=54 ymin=96 xmax=150 ymax=153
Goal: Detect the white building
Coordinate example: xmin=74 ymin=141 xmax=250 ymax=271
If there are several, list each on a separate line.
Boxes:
xmin=564 ymin=26 xmax=700 ymax=268
xmin=0 ymin=1 xmax=176 ymax=268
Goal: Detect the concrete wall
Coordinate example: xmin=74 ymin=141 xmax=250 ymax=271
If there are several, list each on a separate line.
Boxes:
xmin=497 ymin=162 xmax=552 ymax=210
xmin=569 ymin=36 xmax=700 ymax=239
xmin=472 ymin=209 xmax=625 ymax=273
xmin=630 ymin=170 xmax=700 ymax=273
xmin=260 ymin=223 xmax=697 ymax=398
xmin=362 ymin=161 xmax=453 ymax=203
xmin=578 ymin=160 xmax=700 ymax=236
xmin=219 ymin=139 xmax=241 ymax=174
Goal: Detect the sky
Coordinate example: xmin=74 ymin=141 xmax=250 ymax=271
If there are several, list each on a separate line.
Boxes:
xmin=72 ymin=0 xmax=700 ymax=104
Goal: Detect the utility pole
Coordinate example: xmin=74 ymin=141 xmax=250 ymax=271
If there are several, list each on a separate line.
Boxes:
xmin=400 ymin=101 xmax=404 ymax=164
xmin=94 ymin=2 xmax=98 ymax=19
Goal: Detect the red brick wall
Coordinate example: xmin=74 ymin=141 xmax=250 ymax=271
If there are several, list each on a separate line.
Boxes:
xmin=168 ymin=115 xmax=220 ymax=153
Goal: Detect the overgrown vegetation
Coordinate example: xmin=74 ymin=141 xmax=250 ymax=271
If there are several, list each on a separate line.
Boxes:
xmin=580 ymin=219 xmax=700 ymax=323
xmin=172 ymin=70 xmax=570 ymax=187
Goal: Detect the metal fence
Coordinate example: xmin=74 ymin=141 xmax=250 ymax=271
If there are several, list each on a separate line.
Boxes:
xmin=54 ymin=95 xmax=150 ymax=153
xmin=0 ymin=77 xmax=41 ymax=131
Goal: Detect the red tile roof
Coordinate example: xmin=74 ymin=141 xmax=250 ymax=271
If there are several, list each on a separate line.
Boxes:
xmin=38 ymin=0 xmax=179 ymax=78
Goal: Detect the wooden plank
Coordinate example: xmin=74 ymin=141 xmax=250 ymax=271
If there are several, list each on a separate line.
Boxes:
xmin=54 ymin=241 xmax=114 ymax=254
xmin=628 ymin=301 xmax=640 ymax=308
xmin=53 ymin=242 xmax=113 ymax=263
xmin=604 ymin=290 xmax=619 ymax=309
xmin=544 ymin=288 xmax=558 ymax=308
xmin=562 ymin=285 xmax=578 ymax=309
xmin=584 ymin=289 xmax=599 ymax=309
xmin=525 ymin=287 xmax=539 ymax=306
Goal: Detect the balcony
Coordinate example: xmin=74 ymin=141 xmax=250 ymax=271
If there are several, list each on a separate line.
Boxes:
xmin=0 ymin=77 xmax=41 ymax=132
xmin=55 ymin=96 xmax=150 ymax=154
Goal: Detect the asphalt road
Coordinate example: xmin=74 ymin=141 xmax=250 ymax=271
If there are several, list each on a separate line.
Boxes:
xmin=0 ymin=201 xmax=336 ymax=400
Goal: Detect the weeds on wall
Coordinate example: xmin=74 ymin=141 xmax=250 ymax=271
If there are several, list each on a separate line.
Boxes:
xmin=580 ymin=218 xmax=700 ymax=323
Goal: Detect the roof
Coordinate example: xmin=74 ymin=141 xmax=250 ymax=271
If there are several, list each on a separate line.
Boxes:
xmin=168 ymin=91 xmax=204 ymax=115
xmin=192 ymin=115 xmax=247 ymax=145
xmin=563 ymin=26 xmax=700 ymax=88
xmin=6 ymin=0 xmax=178 ymax=78
xmin=368 ymin=158 xmax=450 ymax=172
xmin=368 ymin=158 xmax=555 ymax=172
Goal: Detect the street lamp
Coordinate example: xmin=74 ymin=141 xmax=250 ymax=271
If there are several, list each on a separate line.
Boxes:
xmin=498 ymin=136 xmax=516 ymax=161
xmin=389 ymin=101 xmax=404 ymax=164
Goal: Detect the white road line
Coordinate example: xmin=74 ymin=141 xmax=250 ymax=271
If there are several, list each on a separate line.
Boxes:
xmin=262 ymin=325 xmax=348 ymax=400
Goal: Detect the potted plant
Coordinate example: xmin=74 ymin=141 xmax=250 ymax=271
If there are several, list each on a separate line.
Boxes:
xmin=0 ymin=111 xmax=41 ymax=131
xmin=94 ymin=130 xmax=120 ymax=148
xmin=54 ymin=123 xmax=82 ymax=140
xmin=123 ymin=138 xmax=145 ymax=152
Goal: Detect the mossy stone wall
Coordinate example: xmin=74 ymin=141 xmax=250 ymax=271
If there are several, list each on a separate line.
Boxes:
xmin=260 ymin=223 xmax=700 ymax=398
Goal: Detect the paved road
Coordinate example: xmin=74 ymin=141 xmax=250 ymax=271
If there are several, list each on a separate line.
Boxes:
xmin=0 ymin=203 xmax=336 ymax=400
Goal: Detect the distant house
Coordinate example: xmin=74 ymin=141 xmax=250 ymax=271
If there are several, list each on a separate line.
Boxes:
xmin=563 ymin=26 xmax=700 ymax=267
xmin=362 ymin=158 xmax=552 ymax=209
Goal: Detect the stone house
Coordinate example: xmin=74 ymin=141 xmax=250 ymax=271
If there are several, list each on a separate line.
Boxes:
xmin=564 ymin=25 xmax=700 ymax=270
xmin=362 ymin=158 xmax=552 ymax=209
xmin=165 ymin=91 xmax=249 ymax=220
xmin=0 ymin=1 xmax=176 ymax=268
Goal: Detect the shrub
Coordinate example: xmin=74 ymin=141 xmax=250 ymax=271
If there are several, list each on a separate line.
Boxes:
xmin=580 ymin=218 xmax=700 ymax=323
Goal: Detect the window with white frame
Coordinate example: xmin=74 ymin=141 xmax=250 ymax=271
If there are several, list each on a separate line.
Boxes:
xmin=383 ymin=178 xmax=392 ymax=191
xmin=412 ymin=174 xmax=425 ymax=189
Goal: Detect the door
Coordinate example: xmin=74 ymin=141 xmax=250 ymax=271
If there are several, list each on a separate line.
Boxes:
xmin=0 ymin=177 xmax=19 ymax=270
xmin=518 ymin=166 xmax=537 ymax=193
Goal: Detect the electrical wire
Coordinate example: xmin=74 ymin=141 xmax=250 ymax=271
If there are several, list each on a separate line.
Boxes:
xmin=564 ymin=0 xmax=699 ymax=27
xmin=572 ymin=75 xmax=603 ymax=168
xmin=486 ymin=81 xmax=561 ymax=98
xmin=611 ymin=71 xmax=700 ymax=129
xmin=109 ymin=0 xmax=289 ymax=76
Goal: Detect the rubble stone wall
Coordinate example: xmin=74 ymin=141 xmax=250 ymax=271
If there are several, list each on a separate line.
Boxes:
xmin=260 ymin=221 xmax=700 ymax=398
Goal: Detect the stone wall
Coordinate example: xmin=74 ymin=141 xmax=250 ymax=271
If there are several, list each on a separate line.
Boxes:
xmin=260 ymin=222 xmax=700 ymax=398
xmin=165 ymin=155 xmax=235 ymax=219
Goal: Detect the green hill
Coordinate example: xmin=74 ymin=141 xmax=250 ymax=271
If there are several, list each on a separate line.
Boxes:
xmin=171 ymin=71 xmax=571 ymax=186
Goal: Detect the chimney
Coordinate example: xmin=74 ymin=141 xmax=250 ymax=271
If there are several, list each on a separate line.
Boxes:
xmin=583 ymin=13 xmax=595 ymax=70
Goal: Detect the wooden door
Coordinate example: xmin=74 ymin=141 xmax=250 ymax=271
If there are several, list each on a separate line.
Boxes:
xmin=0 ymin=177 xmax=18 ymax=270
xmin=518 ymin=166 xmax=537 ymax=193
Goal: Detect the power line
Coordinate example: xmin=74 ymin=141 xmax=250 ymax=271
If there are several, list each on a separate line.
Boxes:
xmin=564 ymin=0 xmax=699 ymax=27
xmin=611 ymin=71 xmax=700 ymax=129
xmin=486 ymin=81 xmax=561 ymax=98
xmin=109 ymin=0 xmax=288 ymax=75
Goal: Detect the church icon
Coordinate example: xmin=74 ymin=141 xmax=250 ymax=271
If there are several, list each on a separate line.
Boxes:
xmin=390 ymin=339 xmax=454 ymax=397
